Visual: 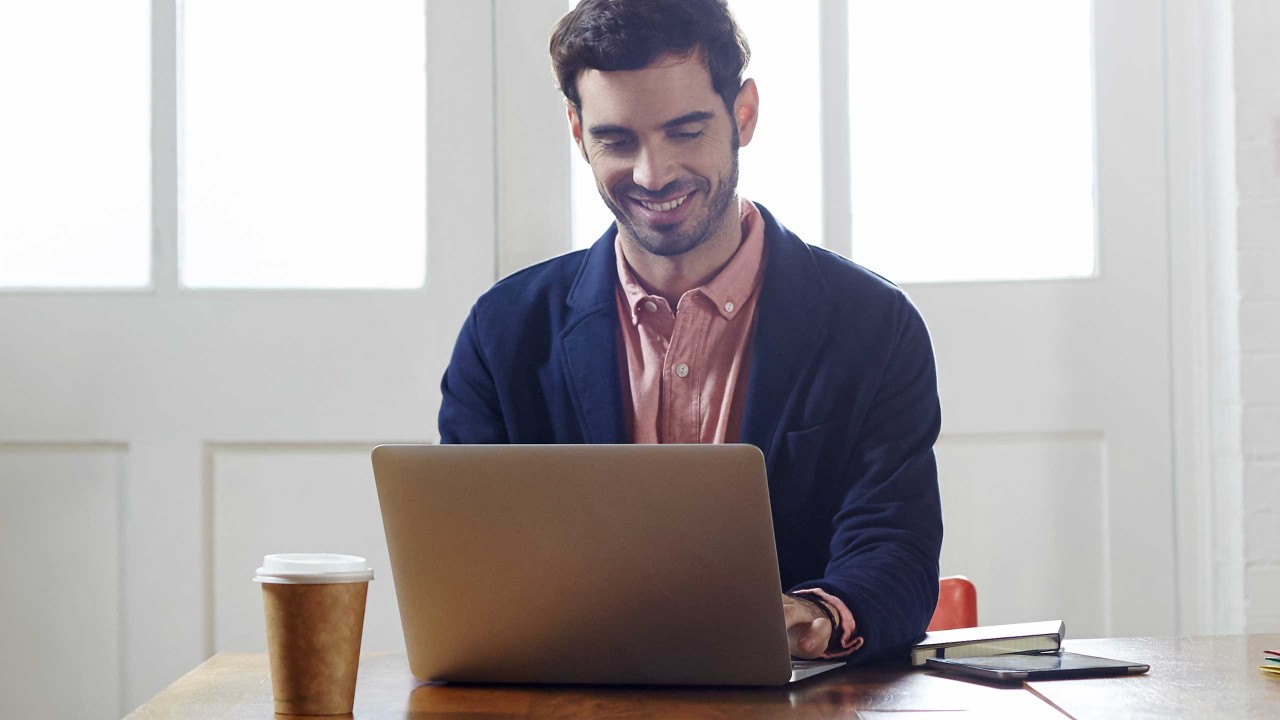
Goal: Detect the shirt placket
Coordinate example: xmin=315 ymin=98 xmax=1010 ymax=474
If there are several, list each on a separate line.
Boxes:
xmin=663 ymin=296 xmax=712 ymax=443
xmin=634 ymin=299 xmax=670 ymax=443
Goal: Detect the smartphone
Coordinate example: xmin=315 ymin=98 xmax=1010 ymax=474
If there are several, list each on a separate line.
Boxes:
xmin=925 ymin=651 xmax=1150 ymax=682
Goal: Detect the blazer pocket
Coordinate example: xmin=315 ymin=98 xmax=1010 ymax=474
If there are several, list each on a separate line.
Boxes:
xmin=780 ymin=422 xmax=839 ymax=502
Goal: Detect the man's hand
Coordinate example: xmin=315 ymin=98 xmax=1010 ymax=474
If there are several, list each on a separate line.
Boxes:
xmin=782 ymin=593 xmax=833 ymax=659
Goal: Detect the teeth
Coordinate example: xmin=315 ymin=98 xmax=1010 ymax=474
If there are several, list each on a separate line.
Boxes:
xmin=639 ymin=194 xmax=689 ymax=212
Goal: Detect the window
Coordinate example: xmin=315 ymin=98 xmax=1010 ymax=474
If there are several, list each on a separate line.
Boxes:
xmin=847 ymin=1 xmax=1096 ymax=283
xmin=180 ymin=0 xmax=427 ymax=289
xmin=0 ymin=1 xmax=151 ymax=288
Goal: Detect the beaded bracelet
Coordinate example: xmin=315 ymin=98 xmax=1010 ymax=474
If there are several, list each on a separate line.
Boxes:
xmin=785 ymin=591 xmax=843 ymax=654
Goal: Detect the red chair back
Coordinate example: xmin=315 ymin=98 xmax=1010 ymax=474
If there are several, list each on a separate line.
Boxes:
xmin=927 ymin=576 xmax=977 ymax=631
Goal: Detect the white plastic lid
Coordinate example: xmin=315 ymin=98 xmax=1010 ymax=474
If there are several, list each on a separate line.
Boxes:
xmin=253 ymin=553 xmax=374 ymax=585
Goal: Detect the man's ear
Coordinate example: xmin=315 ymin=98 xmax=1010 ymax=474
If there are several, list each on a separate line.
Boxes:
xmin=733 ymin=78 xmax=760 ymax=148
xmin=566 ymin=98 xmax=589 ymax=162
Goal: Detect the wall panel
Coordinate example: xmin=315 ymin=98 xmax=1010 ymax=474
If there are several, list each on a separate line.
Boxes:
xmin=0 ymin=443 xmax=124 ymax=719
xmin=936 ymin=433 xmax=1109 ymax=637
xmin=207 ymin=444 xmax=402 ymax=655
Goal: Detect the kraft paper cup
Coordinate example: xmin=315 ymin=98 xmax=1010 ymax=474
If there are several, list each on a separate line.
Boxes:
xmin=255 ymin=554 xmax=374 ymax=716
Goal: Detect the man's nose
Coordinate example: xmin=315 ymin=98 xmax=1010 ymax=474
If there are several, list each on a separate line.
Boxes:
xmin=632 ymin=143 xmax=678 ymax=193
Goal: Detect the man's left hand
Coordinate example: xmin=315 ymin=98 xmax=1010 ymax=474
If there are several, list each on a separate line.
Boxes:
xmin=782 ymin=593 xmax=833 ymax=659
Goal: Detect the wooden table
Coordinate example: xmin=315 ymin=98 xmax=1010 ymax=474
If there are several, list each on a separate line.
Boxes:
xmin=1029 ymin=635 xmax=1280 ymax=719
xmin=125 ymin=635 xmax=1280 ymax=719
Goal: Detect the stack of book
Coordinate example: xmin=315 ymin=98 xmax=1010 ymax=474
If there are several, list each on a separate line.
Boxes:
xmin=911 ymin=620 xmax=1065 ymax=666
xmin=1260 ymin=649 xmax=1280 ymax=676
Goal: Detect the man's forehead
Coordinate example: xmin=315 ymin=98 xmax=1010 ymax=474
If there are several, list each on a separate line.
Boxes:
xmin=576 ymin=53 xmax=726 ymax=128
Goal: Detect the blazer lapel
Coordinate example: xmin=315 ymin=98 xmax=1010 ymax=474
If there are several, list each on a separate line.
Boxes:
xmin=560 ymin=227 xmax=627 ymax=444
xmin=741 ymin=205 xmax=832 ymax=469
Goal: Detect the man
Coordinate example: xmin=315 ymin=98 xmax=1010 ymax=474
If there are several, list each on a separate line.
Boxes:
xmin=439 ymin=0 xmax=942 ymax=663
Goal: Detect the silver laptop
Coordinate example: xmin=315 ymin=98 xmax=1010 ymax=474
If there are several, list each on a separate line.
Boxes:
xmin=371 ymin=443 xmax=846 ymax=686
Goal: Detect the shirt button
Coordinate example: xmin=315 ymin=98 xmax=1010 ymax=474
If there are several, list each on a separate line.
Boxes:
xmin=675 ymin=363 xmax=690 ymax=378
xmin=724 ymin=301 xmax=735 ymax=313
xmin=643 ymin=300 xmax=658 ymax=312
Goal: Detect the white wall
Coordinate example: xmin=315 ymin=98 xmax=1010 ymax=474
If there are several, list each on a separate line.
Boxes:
xmin=1198 ymin=0 xmax=1247 ymax=635
xmin=1199 ymin=0 xmax=1280 ymax=634
xmin=1233 ymin=0 xmax=1280 ymax=633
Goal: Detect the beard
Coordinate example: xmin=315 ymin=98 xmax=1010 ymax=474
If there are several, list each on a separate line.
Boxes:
xmin=599 ymin=152 xmax=740 ymax=258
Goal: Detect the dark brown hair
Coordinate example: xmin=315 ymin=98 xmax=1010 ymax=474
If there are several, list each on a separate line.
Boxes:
xmin=550 ymin=0 xmax=751 ymax=116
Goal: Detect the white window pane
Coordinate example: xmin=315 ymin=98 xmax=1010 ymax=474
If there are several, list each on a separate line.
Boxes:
xmin=565 ymin=0 xmax=618 ymax=250
xmin=570 ymin=144 xmax=615 ymax=250
xmin=731 ymin=0 xmax=822 ymax=246
xmin=848 ymin=1 xmax=1096 ymax=283
xmin=181 ymin=0 xmax=426 ymax=289
xmin=570 ymin=0 xmax=821 ymax=250
xmin=0 ymin=2 xmax=151 ymax=288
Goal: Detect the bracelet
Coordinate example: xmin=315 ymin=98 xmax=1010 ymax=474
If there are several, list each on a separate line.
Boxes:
xmin=786 ymin=591 xmax=840 ymax=632
xmin=786 ymin=590 xmax=848 ymax=656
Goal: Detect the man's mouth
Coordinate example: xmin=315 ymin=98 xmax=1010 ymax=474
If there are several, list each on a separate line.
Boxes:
xmin=634 ymin=192 xmax=692 ymax=213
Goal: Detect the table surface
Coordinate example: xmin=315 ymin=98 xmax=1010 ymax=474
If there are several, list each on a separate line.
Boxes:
xmin=1029 ymin=635 xmax=1280 ymax=719
xmin=124 ymin=634 xmax=1280 ymax=719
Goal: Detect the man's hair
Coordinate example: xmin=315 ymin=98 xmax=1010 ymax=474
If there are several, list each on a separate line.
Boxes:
xmin=550 ymin=0 xmax=751 ymax=116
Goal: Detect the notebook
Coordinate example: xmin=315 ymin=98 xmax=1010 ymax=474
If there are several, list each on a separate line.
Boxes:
xmin=911 ymin=620 xmax=1065 ymax=666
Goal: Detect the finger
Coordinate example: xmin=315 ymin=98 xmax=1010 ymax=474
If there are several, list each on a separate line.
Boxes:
xmin=805 ymin=617 xmax=833 ymax=654
xmin=789 ymin=617 xmax=832 ymax=659
xmin=787 ymin=622 xmax=812 ymax=658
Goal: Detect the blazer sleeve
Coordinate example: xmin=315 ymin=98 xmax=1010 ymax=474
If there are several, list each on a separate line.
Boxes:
xmin=438 ymin=304 xmax=509 ymax=444
xmin=789 ymin=297 xmax=943 ymax=662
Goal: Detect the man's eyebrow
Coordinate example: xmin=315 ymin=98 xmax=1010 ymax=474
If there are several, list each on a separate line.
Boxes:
xmin=587 ymin=111 xmax=716 ymax=137
xmin=661 ymin=111 xmax=715 ymax=128
xmin=587 ymin=124 xmax=633 ymax=137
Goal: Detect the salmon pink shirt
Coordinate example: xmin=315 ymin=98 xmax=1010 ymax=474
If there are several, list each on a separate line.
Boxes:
xmin=613 ymin=198 xmax=861 ymax=659
xmin=613 ymin=199 xmax=765 ymax=445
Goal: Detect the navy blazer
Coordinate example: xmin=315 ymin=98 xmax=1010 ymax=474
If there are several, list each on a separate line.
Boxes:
xmin=439 ymin=204 xmax=943 ymax=662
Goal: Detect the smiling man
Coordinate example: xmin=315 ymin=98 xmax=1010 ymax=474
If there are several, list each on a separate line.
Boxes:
xmin=439 ymin=0 xmax=943 ymax=664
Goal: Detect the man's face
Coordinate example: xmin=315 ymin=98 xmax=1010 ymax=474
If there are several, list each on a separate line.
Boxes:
xmin=570 ymin=54 xmax=754 ymax=257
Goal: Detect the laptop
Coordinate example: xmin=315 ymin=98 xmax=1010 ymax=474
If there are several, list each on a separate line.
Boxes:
xmin=371 ymin=443 xmax=846 ymax=686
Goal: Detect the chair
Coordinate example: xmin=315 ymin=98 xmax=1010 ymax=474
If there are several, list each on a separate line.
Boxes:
xmin=927 ymin=576 xmax=977 ymax=631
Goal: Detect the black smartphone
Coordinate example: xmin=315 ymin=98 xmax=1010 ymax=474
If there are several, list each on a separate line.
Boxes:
xmin=925 ymin=652 xmax=1150 ymax=682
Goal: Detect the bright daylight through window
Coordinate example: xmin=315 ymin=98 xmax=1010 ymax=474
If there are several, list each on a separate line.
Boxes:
xmin=848 ymin=1 xmax=1096 ymax=283
xmin=181 ymin=0 xmax=426 ymax=289
xmin=0 ymin=1 xmax=150 ymax=288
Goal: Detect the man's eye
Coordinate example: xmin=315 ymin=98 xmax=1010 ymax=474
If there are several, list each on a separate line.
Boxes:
xmin=600 ymin=139 xmax=634 ymax=150
xmin=674 ymin=131 xmax=704 ymax=140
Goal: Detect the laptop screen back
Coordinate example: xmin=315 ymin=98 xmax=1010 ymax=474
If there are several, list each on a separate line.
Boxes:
xmin=372 ymin=444 xmax=794 ymax=685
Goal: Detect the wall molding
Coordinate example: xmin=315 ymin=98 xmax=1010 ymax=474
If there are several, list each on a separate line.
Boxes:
xmin=0 ymin=441 xmax=129 ymax=715
xmin=1165 ymin=0 xmax=1243 ymax=636
xmin=200 ymin=440 xmax=420 ymax=658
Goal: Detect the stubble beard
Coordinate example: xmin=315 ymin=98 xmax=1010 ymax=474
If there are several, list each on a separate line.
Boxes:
xmin=600 ymin=152 xmax=740 ymax=258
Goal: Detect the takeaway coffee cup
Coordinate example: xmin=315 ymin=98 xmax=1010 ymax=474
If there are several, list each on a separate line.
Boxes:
xmin=254 ymin=553 xmax=374 ymax=715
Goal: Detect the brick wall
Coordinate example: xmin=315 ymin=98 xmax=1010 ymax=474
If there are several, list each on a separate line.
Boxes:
xmin=1235 ymin=0 xmax=1280 ymax=632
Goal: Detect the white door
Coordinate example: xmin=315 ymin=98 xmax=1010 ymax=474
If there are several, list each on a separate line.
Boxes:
xmin=920 ymin=1 xmax=1177 ymax=639
xmin=502 ymin=0 xmax=1179 ymax=639
xmin=0 ymin=2 xmax=495 ymax=717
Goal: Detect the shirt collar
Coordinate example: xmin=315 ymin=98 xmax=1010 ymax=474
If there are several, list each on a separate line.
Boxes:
xmin=614 ymin=198 xmax=767 ymax=325
xmin=615 ymin=239 xmax=660 ymax=325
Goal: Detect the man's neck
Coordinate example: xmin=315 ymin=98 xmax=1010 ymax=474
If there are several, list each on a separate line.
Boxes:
xmin=618 ymin=199 xmax=743 ymax=307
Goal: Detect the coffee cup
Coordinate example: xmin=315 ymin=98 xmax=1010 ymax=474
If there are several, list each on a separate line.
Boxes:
xmin=254 ymin=553 xmax=374 ymax=715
